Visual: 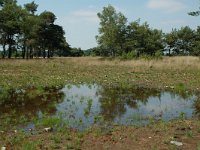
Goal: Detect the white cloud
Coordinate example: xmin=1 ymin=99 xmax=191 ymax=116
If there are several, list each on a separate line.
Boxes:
xmin=72 ymin=10 xmax=98 ymax=22
xmin=147 ymin=0 xmax=187 ymax=13
xmin=57 ymin=9 xmax=99 ymax=25
xmin=72 ymin=10 xmax=96 ymax=17
xmin=161 ymin=20 xmax=186 ymax=25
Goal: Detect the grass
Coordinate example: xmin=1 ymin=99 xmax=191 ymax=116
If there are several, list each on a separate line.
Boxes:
xmin=186 ymin=130 xmax=193 ymax=138
xmin=0 ymin=56 xmax=200 ymax=91
xmin=1 ymin=56 xmax=200 ymax=149
xmin=0 ymin=119 xmax=200 ymax=149
xmin=197 ymin=142 xmax=200 ymax=150
xmin=22 ymin=141 xmax=39 ymax=150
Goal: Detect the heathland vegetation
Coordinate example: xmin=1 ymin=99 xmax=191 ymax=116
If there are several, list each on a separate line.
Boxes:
xmin=1 ymin=57 xmax=200 ymax=149
xmin=1 ymin=0 xmax=200 ymax=150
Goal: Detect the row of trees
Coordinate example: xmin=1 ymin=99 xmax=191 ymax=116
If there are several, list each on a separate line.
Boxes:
xmin=1 ymin=1 xmax=199 ymax=58
xmin=0 ymin=0 xmax=73 ymax=59
xmin=86 ymin=5 xmax=200 ymax=57
xmin=165 ymin=26 xmax=200 ymax=56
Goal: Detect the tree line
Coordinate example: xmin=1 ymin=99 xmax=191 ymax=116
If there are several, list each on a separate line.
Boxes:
xmin=1 ymin=1 xmax=199 ymax=59
xmin=86 ymin=5 xmax=200 ymax=58
xmin=0 ymin=0 xmax=84 ymax=59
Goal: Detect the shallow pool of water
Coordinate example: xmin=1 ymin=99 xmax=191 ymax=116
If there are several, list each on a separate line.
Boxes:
xmin=57 ymin=84 xmax=199 ymax=129
xmin=0 ymin=84 xmax=200 ymax=130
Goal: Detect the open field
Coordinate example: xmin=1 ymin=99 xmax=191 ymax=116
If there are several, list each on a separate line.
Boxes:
xmin=0 ymin=56 xmax=200 ymax=149
xmin=0 ymin=119 xmax=200 ymax=150
xmin=0 ymin=56 xmax=200 ymax=91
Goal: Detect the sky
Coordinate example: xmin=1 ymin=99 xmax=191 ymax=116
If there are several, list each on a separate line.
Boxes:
xmin=17 ymin=0 xmax=200 ymax=50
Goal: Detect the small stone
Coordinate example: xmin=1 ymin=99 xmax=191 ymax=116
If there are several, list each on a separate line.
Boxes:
xmin=149 ymin=137 xmax=152 ymax=139
xmin=1 ymin=146 xmax=6 ymax=150
xmin=44 ymin=127 xmax=53 ymax=132
xmin=14 ymin=130 xmax=17 ymax=133
xmin=170 ymin=141 xmax=183 ymax=146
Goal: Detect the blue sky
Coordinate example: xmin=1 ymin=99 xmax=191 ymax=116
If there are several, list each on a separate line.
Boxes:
xmin=18 ymin=0 xmax=200 ymax=50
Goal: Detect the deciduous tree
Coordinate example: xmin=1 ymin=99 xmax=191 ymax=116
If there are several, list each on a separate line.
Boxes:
xmin=96 ymin=5 xmax=127 ymax=56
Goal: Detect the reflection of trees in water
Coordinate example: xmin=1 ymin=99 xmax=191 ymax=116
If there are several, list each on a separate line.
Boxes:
xmin=169 ymin=89 xmax=200 ymax=117
xmin=96 ymin=86 xmax=162 ymax=121
xmin=0 ymin=87 xmax=64 ymax=118
xmin=172 ymin=90 xmax=194 ymax=100
xmin=193 ymin=93 xmax=200 ymax=117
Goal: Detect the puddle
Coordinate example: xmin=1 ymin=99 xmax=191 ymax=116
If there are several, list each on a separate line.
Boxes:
xmin=0 ymin=84 xmax=200 ymax=130
xmin=0 ymin=87 xmax=64 ymax=125
xmin=57 ymin=84 xmax=199 ymax=129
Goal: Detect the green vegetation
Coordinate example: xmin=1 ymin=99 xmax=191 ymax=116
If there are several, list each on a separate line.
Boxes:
xmin=0 ymin=119 xmax=199 ymax=150
xmin=0 ymin=57 xmax=200 ymax=91
xmin=197 ymin=142 xmax=200 ymax=150
xmin=85 ymin=5 xmax=200 ymax=58
xmin=188 ymin=1 xmax=200 ymax=16
xmin=22 ymin=141 xmax=39 ymax=150
xmin=0 ymin=0 xmax=200 ymax=149
xmin=0 ymin=58 xmax=199 ymax=149
xmin=0 ymin=0 xmax=85 ymax=59
xmin=1 ymin=1 xmax=200 ymax=59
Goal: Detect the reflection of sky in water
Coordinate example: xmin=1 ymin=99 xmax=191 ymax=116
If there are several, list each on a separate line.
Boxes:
xmin=57 ymin=84 xmax=102 ymax=129
xmin=120 ymin=93 xmax=195 ymax=125
xmin=139 ymin=93 xmax=194 ymax=117
xmin=56 ymin=84 xmax=197 ymax=129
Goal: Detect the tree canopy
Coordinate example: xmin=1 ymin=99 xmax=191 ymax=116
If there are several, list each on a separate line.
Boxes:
xmin=188 ymin=1 xmax=200 ymax=16
xmin=1 ymin=2 xmax=200 ymax=59
xmin=0 ymin=0 xmax=71 ymax=59
xmin=86 ymin=5 xmax=200 ymax=58
xmin=96 ymin=5 xmax=127 ymax=56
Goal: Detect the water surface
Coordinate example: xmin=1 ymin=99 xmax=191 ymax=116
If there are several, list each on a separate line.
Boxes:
xmin=0 ymin=84 xmax=199 ymax=130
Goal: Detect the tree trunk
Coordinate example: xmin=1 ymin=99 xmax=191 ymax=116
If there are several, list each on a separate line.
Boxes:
xmin=30 ymin=46 xmax=33 ymax=59
xmin=8 ymin=35 xmax=14 ymax=59
xmin=22 ymin=39 xmax=26 ymax=59
xmin=43 ymin=49 xmax=46 ymax=58
xmin=22 ymin=45 xmax=26 ymax=59
xmin=26 ymin=47 xmax=29 ymax=60
xmin=47 ymin=49 xmax=50 ymax=58
xmin=8 ymin=44 xmax=12 ymax=59
xmin=15 ymin=48 xmax=18 ymax=58
xmin=38 ymin=49 xmax=41 ymax=58
xmin=50 ymin=50 xmax=54 ymax=57
xmin=137 ymin=51 xmax=140 ymax=58
xmin=2 ymin=43 xmax=6 ymax=59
